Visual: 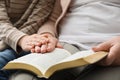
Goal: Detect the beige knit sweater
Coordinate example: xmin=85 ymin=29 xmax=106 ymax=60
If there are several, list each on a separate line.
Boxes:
xmin=0 ymin=0 xmax=54 ymax=52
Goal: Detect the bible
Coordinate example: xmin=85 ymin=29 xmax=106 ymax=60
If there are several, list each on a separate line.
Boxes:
xmin=3 ymin=48 xmax=107 ymax=78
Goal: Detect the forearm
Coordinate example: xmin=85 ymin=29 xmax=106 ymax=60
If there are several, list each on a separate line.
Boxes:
xmin=0 ymin=1 xmax=27 ymax=52
xmin=20 ymin=0 xmax=55 ymax=35
xmin=37 ymin=21 xmax=57 ymax=37
xmin=16 ymin=0 xmax=55 ymax=52
xmin=0 ymin=23 xmax=27 ymax=52
xmin=37 ymin=0 xmax=62 ymax=37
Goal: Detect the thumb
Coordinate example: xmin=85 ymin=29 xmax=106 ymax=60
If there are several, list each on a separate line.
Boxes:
xmin=92 ymin=42 xmax=110 ymax=52
xmin=56 ymin=42 xmax=63 ymax=48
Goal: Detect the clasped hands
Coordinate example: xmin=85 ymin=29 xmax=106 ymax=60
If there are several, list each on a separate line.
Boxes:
xmin=18 ymin=33 xmax=62 ymax=53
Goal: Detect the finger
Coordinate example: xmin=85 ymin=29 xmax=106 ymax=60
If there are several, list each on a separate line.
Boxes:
xmin=41 ymin=44 xmax=48 ymax=53
xmin=47 ymin=42 xmax=56 ymax=52
xmin=26 ymin=41 xmax=38 ymax=46
xmin=24 ymin=45 xmax=34 ymax=52
xmin=56 ymin=42 xmax=63 ymax=48
xmin=40 ymin=39 xmax=49 ymax=44
xmin=92 ymin=42 xmax=111 ymax=52
xmin=31 ymin=48 xmax=35 ymax=53
xmin=46 ymin=38 xmax=57 ymax=52
xmin=36 ymin=36 xmax=49 ymax=43
xmin=33 ymin=40 xmax=42 ymax=46
xmin=36 ymin=37 xmax=48 ymax=45
xmin=35 ymin=42 xmax=42 ymax=46
xmin=97 ymin=44 xmax=120 ymax=66
xmin=27 ymin=39 xmax=42 ymax=47
xmin=105 ymin=44 xmax=120 ymax=65
xmin=34 ymin=38 xmax=48 ymax=46
xmin=31 ymin=34 xmax=49 ymax=45
xmin=34 ymin=46 xmax=41 ymax=53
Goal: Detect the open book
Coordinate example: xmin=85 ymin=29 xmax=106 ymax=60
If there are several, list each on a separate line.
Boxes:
xmin=3 ymin=48 xmax=107 ymax=78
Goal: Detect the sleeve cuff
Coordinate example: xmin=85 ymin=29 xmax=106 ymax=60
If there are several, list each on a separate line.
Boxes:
xmin=7 ymin=30 xmax=27 ymax=53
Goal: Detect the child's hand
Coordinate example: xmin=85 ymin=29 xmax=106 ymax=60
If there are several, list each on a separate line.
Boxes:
xmin=92 ymin=36 xmax=120 ymax=66
xmin=31 ymin=33 xmax=63 ymax=53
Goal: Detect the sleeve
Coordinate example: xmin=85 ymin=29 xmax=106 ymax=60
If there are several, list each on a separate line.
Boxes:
xmin=0 ymin=0 xmax=27 ymax=52
xmin=19 ymin=0 xmax=55 ymax=35
xmin=37 ymin=0 xmax=62 ymax=37
xmin=0 ymin=0 xmax=56 ymax=52
xmin=17 ymin=0 xmax=55 ymax=52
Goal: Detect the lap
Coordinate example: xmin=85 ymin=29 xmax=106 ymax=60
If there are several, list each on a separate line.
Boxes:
xmin=9 ymin=70 xmax=39 ymax=80
xmin=9 ymin=66 xmax=120 ymax=80
xmin=0 ymin=48 xmax=30 ymax=69
xmin=0 ymin=49 xmax=16 ymax=68
xmin=9 ymin=69 xmax=77 ymax=80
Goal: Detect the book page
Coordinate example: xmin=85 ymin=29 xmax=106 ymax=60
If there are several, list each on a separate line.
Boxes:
xmin=58 ymin=49 xmax=94 ymax=63
xmin=9 ymin=48 xmax=71 ymax=74
xmin=44 ymin=50 xmax=95 ymax=77
xmin=45 ymin=50 xmax=107 ymax=77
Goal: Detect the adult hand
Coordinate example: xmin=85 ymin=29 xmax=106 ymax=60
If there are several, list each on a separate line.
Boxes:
xmin=18 ymin=34 xmax=48 ymax=52
xmin=31 ymin=33 xmax=63 ymax=53
xmin=92 ymin=36 xmax=120 ymax=66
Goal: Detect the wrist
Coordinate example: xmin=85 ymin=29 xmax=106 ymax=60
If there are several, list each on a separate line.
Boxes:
xmin=18 ymin=35 xmax=28 ymax=47
xmin=39 ymin=32 xmax=55 ymax=37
